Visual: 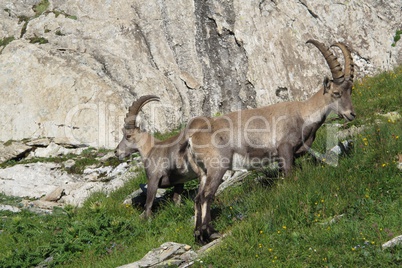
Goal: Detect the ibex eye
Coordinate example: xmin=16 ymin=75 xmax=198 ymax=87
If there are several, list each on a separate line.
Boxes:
xmin=333 ymin=92 xmax=341 ymax=98
xmin=126 ymin=135 xmax=132 ymax=139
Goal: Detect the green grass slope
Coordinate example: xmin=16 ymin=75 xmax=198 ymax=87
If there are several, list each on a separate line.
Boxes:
xmin=0 ymin=67 xmax=401 ymax=267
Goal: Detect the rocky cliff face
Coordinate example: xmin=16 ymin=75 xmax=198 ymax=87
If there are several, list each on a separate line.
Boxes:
xmin=1 ymin=0 xmax=401 ymax=148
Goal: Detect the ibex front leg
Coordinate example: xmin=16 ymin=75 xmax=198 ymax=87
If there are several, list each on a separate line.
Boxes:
xmin=172 ymin=184 xmax=184 ymax=206
xmin=278 ymin=142 xmax=295 ymax=177
xmin=142 ymin=174 xmax=163 ymax=219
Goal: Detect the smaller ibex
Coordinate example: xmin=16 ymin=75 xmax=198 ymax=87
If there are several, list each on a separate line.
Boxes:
xmin=186 ymin=40 xmax=356 ymax=244
xmin=115 ymin=96 xmax=203 ymax=218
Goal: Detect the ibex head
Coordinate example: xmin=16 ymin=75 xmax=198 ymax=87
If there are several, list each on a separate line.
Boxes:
xmin=307 ymin=39 xmax=355 ymax=121
xmin=115 ymin=95 xmax=160 ymax=159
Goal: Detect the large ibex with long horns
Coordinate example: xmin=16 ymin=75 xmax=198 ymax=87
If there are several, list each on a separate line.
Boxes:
xmin=116 ymin=40 xmax=355 ymax=245
xmin=185 ymin=39 xmax=356 ymax=244
xmin=115 ymin=96 xmax=205 ymax=219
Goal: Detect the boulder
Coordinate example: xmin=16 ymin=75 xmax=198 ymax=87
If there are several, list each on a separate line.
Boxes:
xmin=0 ymin=204 xmax=21 ymax=213
xmin=0 ymin=162 xmax=73 ymax=198
xmin=63 ymin=159 xmax=75 ymax=169
xmin=25 ymin=137 xmax=52 ymax=147
xmin=123 ymin=184 xmax=168 ymax=207
xmin=28 ymin=142 xmax=85 ymax=158
xmin=117 ymin=238 xmax=223 ymax=268
xmin=0 ymin=160 xmax=136 ymax=208
xmin=117 ymin=242 xmax=193 ymax=268
xmin=382 ymin=235 xmax=402 ymax=250
xmin=0 ymin=141 xmax=32 ymax=163
xmin=42 ymin=186 xmax=65 ymax=202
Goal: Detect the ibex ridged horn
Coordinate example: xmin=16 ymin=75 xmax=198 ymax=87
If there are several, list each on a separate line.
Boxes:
xmin=124 ymin=95 xmax=160 ymax=129
xmin=331 ymin=42 xmax=354 ymax=82
xmin=306 ymin=39 xmax=344 ymax=84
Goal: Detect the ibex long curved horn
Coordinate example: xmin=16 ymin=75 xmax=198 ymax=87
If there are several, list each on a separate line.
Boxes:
xmin=331 ymin=42 xmax=354 ymax=82
xmin=306 ymin=39 xmax=344 ymax=84
xmin=124 ymin=95 xmax=160 ymax=129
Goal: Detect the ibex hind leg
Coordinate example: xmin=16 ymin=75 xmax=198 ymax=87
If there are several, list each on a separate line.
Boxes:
xmin=194 ymin=198 xmax=221 ymax=245
xmin=194 ymin=169 xmax=226 ymax=244
xmin=194 ymin=174 xmax=206 ymax=243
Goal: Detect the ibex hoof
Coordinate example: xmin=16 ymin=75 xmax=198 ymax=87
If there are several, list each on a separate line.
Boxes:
xmin=209 ymin=232 xmax=222 ymax=241
xmin=194 ymin=225 xmax=221 ymax=245
xmin=139 ymin=211 xmax=152 ymax=221
xmin=139 ymin=211 xmax=147 ymax=219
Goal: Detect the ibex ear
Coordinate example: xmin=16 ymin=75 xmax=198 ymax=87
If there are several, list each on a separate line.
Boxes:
xmin=323 ymin=76 xmax=331 ymax=94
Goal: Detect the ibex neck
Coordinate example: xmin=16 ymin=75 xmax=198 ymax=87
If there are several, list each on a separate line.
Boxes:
xmin=138 ymin=132 xmax=157 ymax=158
xmin=301 ymin=87 xmax=331 ymax=124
